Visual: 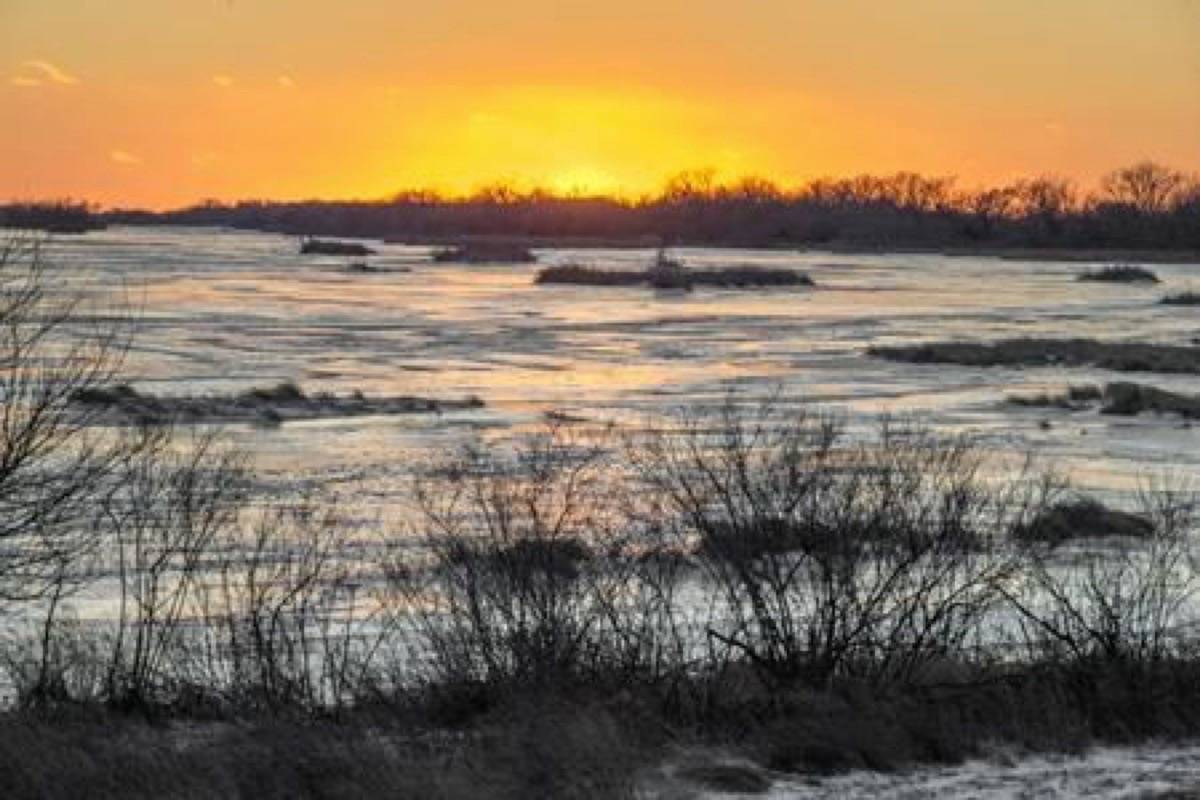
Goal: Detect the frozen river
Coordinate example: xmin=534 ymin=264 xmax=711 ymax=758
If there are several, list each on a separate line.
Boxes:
xmin=46 ymin=226 xmax=1200 ymax=509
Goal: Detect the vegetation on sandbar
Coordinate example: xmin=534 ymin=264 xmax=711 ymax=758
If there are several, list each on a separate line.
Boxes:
xmin=1012 ymin=496 xmax=1155 ymax=547
xmin=299 ymin=237 xmax=376 ymax=256
xmin=1008 ymin=384 xmax=1104 ymax=411
xmin=71 ymin=381 xmax=484 ymax=426
xmin=1161 ymin=291 xmax=1200 ymax=306
xmin=432 ymin=241 xmax=537 ymax=264
xmin=535 ymin=262 xmax=814 ymax=290
xmin=872 ymin=338 xmax=1200 ymax=374
xmin=1077 ymin=264 xmax=1160 ymax=283
xmin=1009 ymin=381 xmax=1200 ymax=419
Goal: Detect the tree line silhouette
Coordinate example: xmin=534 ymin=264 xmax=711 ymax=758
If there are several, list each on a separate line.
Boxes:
xmin=7 ymin=161 xmax=1200 ymax=249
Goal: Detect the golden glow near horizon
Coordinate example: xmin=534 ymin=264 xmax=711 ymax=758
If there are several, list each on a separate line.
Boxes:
xmin=2 ymin=0 xmax=1198 ymax=208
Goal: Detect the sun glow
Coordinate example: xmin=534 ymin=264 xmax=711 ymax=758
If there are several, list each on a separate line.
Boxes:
xmin=546 ymin=165 xmax=620 ymax=196
xmin=380 ymin=86 xmax=783 ymax=198
xmin=2 ymin=0 xmax=1196 ymax=208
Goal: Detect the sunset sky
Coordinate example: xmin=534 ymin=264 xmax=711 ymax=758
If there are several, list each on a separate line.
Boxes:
xmin=2 ymin=0 xmax=1198 ymax=209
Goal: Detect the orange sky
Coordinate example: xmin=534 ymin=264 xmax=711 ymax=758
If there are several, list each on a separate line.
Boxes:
xmin=2 ymin=0 xmax=1198 ymax=209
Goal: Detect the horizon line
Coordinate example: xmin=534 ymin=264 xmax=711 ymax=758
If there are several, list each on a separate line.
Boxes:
xmin=6 ymin=159 xmax=1199 ymax=214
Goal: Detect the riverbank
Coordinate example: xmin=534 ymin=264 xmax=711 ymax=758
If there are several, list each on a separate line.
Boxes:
xmin=7 ymin=661 xmax=1200 ymax=800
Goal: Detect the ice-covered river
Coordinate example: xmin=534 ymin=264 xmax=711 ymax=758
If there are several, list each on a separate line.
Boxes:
xmin=47 ymin=225 xmax=1200 ymax=504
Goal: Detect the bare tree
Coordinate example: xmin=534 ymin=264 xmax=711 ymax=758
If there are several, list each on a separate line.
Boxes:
xmin=0 ymin=236 xmax=134 ymax=602
xmin=1100 ymin=162 xmax=1190 ymax=215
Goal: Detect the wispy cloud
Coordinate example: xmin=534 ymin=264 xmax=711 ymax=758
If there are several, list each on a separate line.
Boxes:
xmin=24 ymin=60 xmax=79 ymax=85
xmin=277 ymin=75 xmax=295 ymax=89
xmin=212 ymin=74 xmax=235 ymax=88
xmin=9 ymin=59 xmax=80 ymax=87
xmin=110 ymin=150 xmax=142 ymax=166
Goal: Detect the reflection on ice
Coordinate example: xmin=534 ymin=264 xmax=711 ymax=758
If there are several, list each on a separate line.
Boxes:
xmin=47 ymin=226 xmax=1200 ymax=502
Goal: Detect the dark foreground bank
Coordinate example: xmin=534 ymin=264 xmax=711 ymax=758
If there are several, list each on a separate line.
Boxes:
xmin=6 ymin=654 xmax=1200 ymax=800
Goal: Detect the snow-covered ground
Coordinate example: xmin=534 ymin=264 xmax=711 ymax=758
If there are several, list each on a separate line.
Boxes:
xmin=645 ymin=744 xmax=1200 ymax=799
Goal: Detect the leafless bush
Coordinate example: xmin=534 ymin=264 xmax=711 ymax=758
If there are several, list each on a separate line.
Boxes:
xmin=1003 ymin=482 xmax=1200 ymax=673
xmin=96 ymin=425 xmax=247 ymax=708
xmin=386 ymin=423 xmax=683 ymax=703
xmin=626 ymin=402 xmax=1052 ymax=689
xmin=187 ymin=501 xmax=393 ymax=713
